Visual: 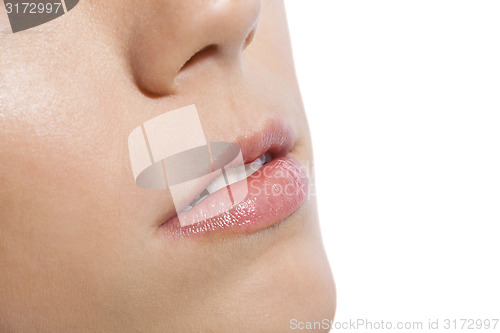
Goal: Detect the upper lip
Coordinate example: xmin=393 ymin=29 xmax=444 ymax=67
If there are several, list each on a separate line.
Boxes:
xmin=236 ymin=119 xmax=295 ymax=164
xmin=165 ymin=119 xmax=296 ymax=220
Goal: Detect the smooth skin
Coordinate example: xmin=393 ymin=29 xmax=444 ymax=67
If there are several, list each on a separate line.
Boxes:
xmin=0 ymin=1 xmax=336 ymax=332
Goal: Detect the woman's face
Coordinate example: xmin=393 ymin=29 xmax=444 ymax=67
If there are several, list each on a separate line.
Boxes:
xmin=0 ymin=0 xmax=335 ymax=331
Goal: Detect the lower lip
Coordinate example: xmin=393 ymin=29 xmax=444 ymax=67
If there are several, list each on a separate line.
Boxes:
xmin=161 ymin=157 xmax=308 ymax=236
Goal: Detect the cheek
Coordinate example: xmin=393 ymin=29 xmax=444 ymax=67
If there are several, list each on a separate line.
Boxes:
xmin=0 ymin=40 xmax=147 ymax=241
xmin=0 ymin=114 xmax=179 ymax=325
xmin=0 ymin=83 xmax=147 ymax=317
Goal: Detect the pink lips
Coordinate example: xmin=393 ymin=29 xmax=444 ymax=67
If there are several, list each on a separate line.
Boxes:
xmin=161 ymin=121 xmax=309 ymax=236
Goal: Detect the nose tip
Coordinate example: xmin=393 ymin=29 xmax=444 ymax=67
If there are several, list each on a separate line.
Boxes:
xmin=202 ymin=0 xmax=262 ymax=56
xmin=129 ymin=0 xmax=262 ymax=96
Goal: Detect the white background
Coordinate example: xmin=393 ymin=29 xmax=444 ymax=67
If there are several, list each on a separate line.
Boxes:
xmin=286 ymin=1 xmax=500 ymax=331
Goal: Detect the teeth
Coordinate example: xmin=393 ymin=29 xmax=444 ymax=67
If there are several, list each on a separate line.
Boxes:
xmin=206 ymin=153 xmax=269 ymax=194
xmin=183 ymin=153 xmax=271 ymax=211
xmin=192 ymin=189 xmax=210 ymax=206
xmin=245 ymin=158 xmax=263 ymax=177
xmin=205 ymin=172 xmax=228 ymax=196
xmin=259 ymin=152 xmax=272 ymax=165
xmin=183 ymin=189 xmax=210 ymax=212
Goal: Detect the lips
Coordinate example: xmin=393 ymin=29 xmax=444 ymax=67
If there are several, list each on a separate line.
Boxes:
xmin=161 ymin=120 xmax=309 ymax=236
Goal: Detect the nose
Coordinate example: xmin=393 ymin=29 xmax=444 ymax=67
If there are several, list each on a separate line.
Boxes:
xmin=127 ymin=0 xmax=262 ymax=96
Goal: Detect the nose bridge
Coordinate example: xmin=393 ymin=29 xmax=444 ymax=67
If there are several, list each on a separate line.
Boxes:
xmin=129 ymin=0 xmax=262 ymax=96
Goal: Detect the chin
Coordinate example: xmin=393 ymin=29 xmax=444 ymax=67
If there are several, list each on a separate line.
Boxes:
xmin=167 ymin=204 xmax=336 ymax=333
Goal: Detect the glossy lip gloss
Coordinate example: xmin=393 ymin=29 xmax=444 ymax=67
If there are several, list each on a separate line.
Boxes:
xmin=162 ymin=156 xmax=308 ymax=236
xmin=160 ymin=120 xmax=309 ymax=237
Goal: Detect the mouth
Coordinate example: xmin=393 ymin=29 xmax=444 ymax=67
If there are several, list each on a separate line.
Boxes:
xmin=160 ymin=120 xmax=309 ymax=236
xmin=182 ymin=152 xmax=273 ymax=213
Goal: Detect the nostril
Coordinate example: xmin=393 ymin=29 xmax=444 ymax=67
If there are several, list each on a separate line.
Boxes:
xmin=179 ymin=44 xmax=218 ymax=72
xmin=242 ymin=28 xmax=257 ymax=50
